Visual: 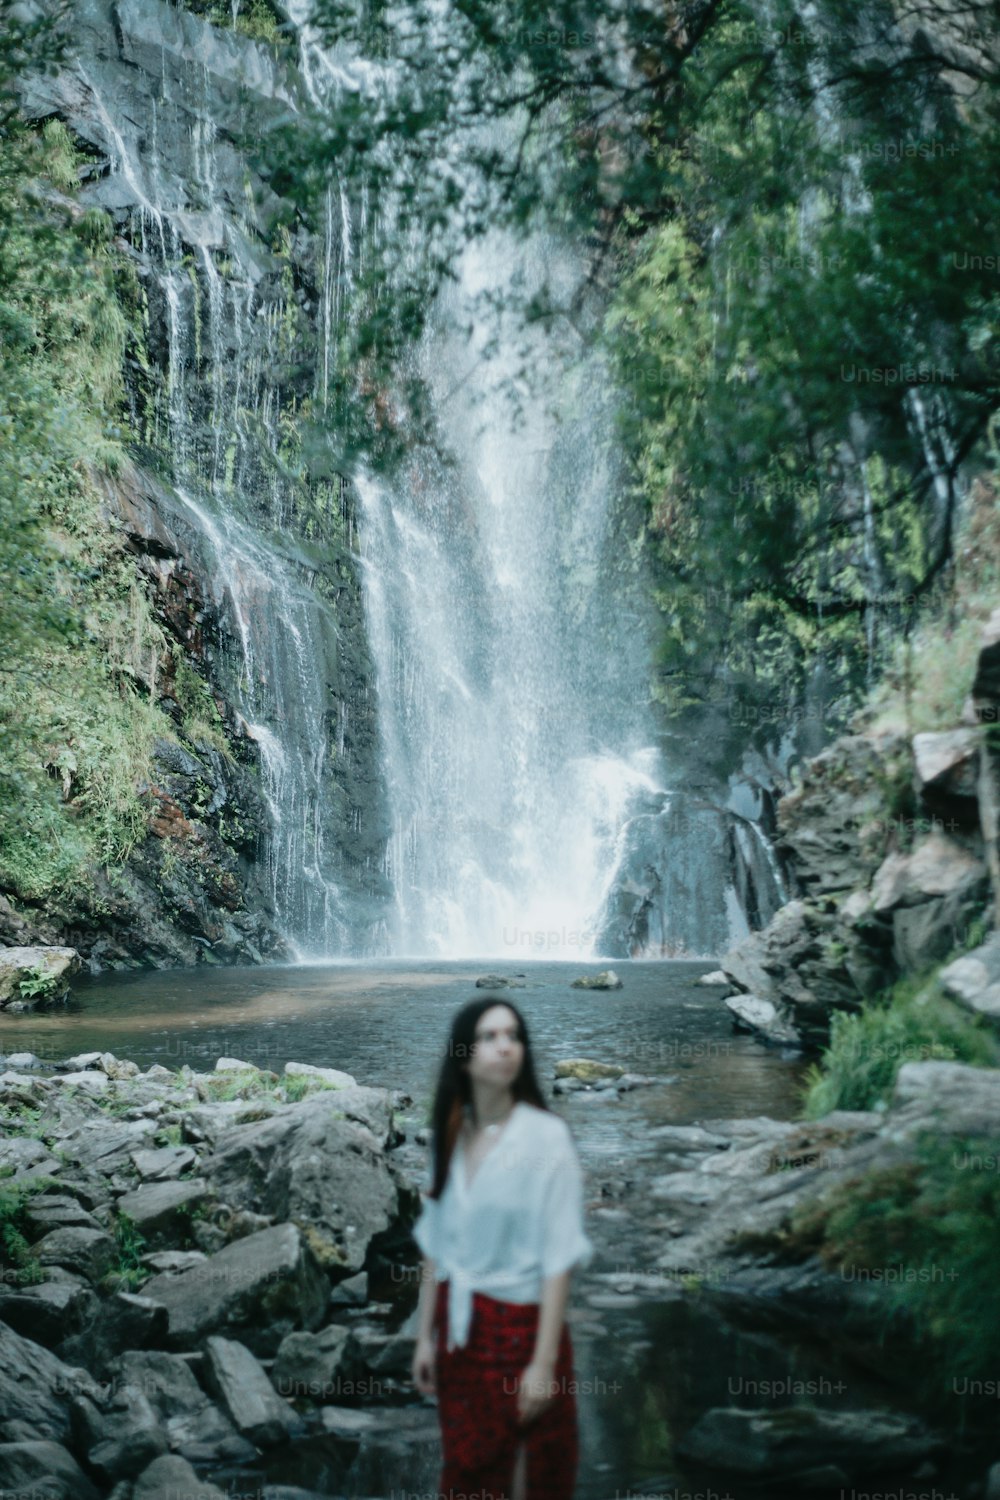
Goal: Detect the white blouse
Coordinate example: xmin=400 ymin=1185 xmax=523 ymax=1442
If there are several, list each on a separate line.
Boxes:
xmin=412 ymin=1101 xmax=594 ymax=1352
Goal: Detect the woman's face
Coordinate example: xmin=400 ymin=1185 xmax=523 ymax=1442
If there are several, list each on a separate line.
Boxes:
xmin=465 ymin=1004 xmax=525 ymax=1089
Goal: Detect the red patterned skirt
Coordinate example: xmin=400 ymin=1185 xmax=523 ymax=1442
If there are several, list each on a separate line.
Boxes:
xmin=432 ymin=1279 xmax=580 ymax=1500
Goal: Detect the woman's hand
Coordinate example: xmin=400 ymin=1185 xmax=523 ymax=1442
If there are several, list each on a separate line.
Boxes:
xmin=516 ymin=1359 xmax=558 ymax=1425
xmin=411 ymin=1333 xmax=437 ymax=1396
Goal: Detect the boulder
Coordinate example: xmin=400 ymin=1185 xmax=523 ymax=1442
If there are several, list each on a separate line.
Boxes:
xmin=677 ymin=1405 xmax=942 ymax=1482
xmin=570 ymin=969 xmax=623 ymax=989
xmin=23 ymin=1194 xmax=103 ymax=1236
xmin=912 ymin=728 xmax=980 ymax=818
xmin=870 ymin=831 xmax=988 ymax=911
xmin=0 ymin=1135 xmax=63 ymax=1180
xmin=722 ymin=899 xmax=880 ymax=1047
xmin=114 ymin=1178 xmax=214 ymax=1249
xmin=131 ymin=1144 xmax=199 ymax=1180
xmin=554 ymin=1059 xmax=624 ymax=1082
xmin=49 ymin=1070 xmax=110 ymax=1095
xmin=891 ymin=1060 xmax=1000 ymax=1137
xmin=0 ymin=1071 xmax=53 ymax=1113
xmin=141 ymin=1249 xmax=207 ymax=1274
xmin=58 ymin=1117 xmax=159 ymax=1174
xmin=329 ymin=1270 xmax=368 ymax=1307
xmin=141 ymin=1222 xmax=329 ymax=1356
xmin=62 ymin=1052 xmax=104 ymax=1071
xmin=283 ymin=1060 xmax=357 ymax=1089
xmin=58 ymin=1292 xmax=170 ymax=1379
xmin=775 ymin=733 xmax=907 ymax=895
xmin=0 ymin=1279 xmax=97 ymax=1347
xmin=0 ymin=1440 xmax=101 ymax=1500
xmin=271 ymin=1324 xmax=365 ymax=1405
xmin=474 ymin=974 xmax=526 ymax=988
xmin=71 ymin=1382 xmax=167 ymax=1481
xmin=889 ymin=888 xmax=987 ymax=971
xmin=94 ymin=1052 xmax=141 ymax=1081
xmin=30 ymin=1226 xmax=117 ymax=1283
xmin=725 ymin=994 xmax=802 ymax=1048
xmin=939 ymin=933 xmax=1000 ymax=1023
xmin=0 ymin=1323 xmax=98 ymax=1442
xmin=132 ymin=1453 xmax=229 ymax=1500
xmin=199 ymin=1090 xmax=399 ymax=1271
xmin=0 ymin=946 xmax=79 ymax=1007
xmin=204 ymin=1335 xmax=296 ymax=1447
xmin=116 ymin=1351 xmax=252 ymax=1465
xmin=696 ymin=969 xmax=733 ymax=986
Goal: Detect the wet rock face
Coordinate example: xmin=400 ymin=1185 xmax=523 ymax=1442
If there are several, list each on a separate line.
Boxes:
xmin=12 ymin=0 xmax=393 ymax=965
xmin=592 ymin=796 xmax=787 ymax=958
xmin=719 ymin=617 xmax=1000 ymax=1050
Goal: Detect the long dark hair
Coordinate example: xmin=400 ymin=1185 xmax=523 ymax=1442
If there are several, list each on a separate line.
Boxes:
xmin=426 ymin=996 xmax=549 ymax=1199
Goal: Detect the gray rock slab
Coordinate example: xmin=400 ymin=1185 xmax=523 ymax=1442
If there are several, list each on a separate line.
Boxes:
xmin=940 ymin=933 xmax=1000 ymax=1022
xmin=116 ymin=1350 xmax=252 ymax=1466
xmin=132 ymin=1453 xmax=228 ymax=1500
xmin=0 ymin=1136 xmax=63 ymax=1180
xmin=58 ymin=1291 xmax=170 ymax=1378
xmin=677 ymin=1404 xmax=942 ymax=1479
xmin=115 ymin=1177 xmax=213 ymax=1247
xmin=71 ymin=1384 xmax=167 ymax=1481
xmin=0 ymin=1279 xmax=97 ymax=1346
xmin=0 ymin=1322 xmax=99 ymax=1442
xmin=204 ymin=1335 xmax=295 ymax=1447
xmin=23 ymin=1194 xmax=102 ymax=1235
xmin=130 ymin=1144 xmax=198 ymax=1180
xmin=200 ymin=1092 xmax=399 ymax=1272
xmin=725 ymin=993 xmax=802 ymax=1046
xmin=0 ymin=1439 xmax=100 ymax=1500
xmin=31 ymin=1226 xmax=117 ymax=1283
xmin=284 ymin=1060 xmax=357 ymax=1088
xmin=271 ymin=1324 xmax=363 ymax=1404
xmin=141 ymin=1222 xmax=328 ymax=1355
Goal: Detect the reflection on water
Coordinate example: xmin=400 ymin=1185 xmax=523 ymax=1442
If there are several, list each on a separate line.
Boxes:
xmin=0 ymin=960 xmax=859 ymax=1496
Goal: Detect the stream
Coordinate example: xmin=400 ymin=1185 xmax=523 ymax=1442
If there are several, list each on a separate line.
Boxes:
xmin=0 ymin=960 xmax=969 ymax=1497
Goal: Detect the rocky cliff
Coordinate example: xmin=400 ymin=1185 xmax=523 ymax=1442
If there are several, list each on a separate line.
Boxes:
xmin=721 ymin=606 xmax=1000 ymax=1050
xmin=5 ymin=0 xmax=393 ymax=969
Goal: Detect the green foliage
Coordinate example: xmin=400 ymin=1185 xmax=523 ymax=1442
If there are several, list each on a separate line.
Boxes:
xmin=601 ymin=0 xmax=1000 ymax=728
xmin=802 ymin=970 xmax=999 ymax=1118
xmin=16 ymin=964 xmax=62 ymax=1001
xmin=0 ymin=1177 xmax=52 ymax=1286
xmin=0 ymin=115 xmax=181 ymax=903
xmin=196 ymin=1067 xmax=341 ymax=1103
xmin=107 ymin=1210 xmax=148 ymax=1289
xmin=184 ymin=0 xmax=285 ymax=45
xmin=794 ymin=1129 xmax=1000 ymax=1395
xmin=276 ymin=0 xmax=1000 ymax=734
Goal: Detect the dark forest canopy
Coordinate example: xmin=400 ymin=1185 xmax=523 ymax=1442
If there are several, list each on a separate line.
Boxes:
xmin=268 ymin=0 xmax=1000 ymax=738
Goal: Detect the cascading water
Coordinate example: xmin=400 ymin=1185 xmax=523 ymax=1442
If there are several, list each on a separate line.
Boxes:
xmin=25 ymin=0 xmax=790 ymax=963
xmin=354 ymin=217 xmax=672 ymax=959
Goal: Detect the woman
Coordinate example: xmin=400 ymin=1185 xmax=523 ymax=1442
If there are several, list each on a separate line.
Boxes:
xmin=410 ymin=996 xmax=593 ymax=1500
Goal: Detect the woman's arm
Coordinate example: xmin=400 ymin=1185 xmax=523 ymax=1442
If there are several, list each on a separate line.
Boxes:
xmin=516 ymin=1268 xmax=571 ymax=1424
xmin=411 ymin=1255 xmax=438 ymax=1396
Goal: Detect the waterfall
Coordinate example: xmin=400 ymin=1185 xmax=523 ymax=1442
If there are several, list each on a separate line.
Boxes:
xmin=24 ymin=0 xmax=791 ymax=963
xmin=353 ymin=218 xmax=670 ymax=958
